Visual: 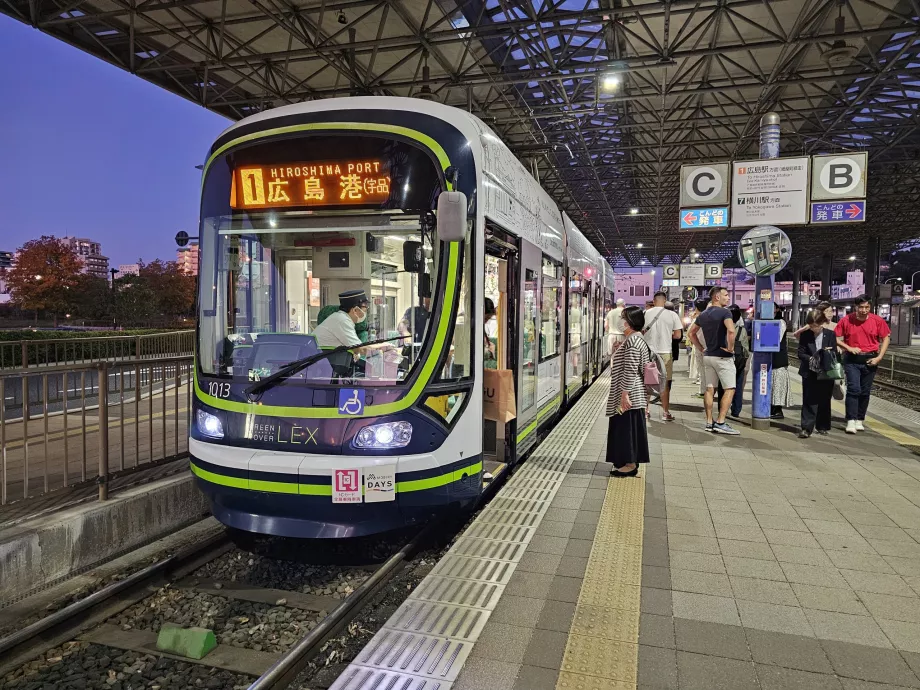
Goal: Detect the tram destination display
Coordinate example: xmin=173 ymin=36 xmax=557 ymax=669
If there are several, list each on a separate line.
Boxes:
xmin=232 ymin=160 xmax=392 ymax=209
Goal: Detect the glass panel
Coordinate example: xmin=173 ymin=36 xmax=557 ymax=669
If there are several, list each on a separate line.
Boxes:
xmin=568 ymin=272 xmax=583 ymax=349
xmin=522 ymin=268 xmax=538 ymax=411
xmin=197 ymin=221 xmax=435 ymax=386
xmin=540 ymin=256 xmax=561 ymax=361
xmin=424 ymin=391 xmax=466 ymax=424
xmin=484 ymin=255 xmax=500 ymax=369
xmin=438 ymin=225 xmax=473 ymax=382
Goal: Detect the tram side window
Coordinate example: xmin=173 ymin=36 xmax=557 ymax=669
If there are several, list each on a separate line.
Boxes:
xmin=438 ymin=226 xmax=473 ymax=382
xmin=540 ymin=256 xmax=562 ymax=361
xmin=521 ymin=268 xmax=537 ymax=411
xmin=568 ymin=273 xmax=583 ymax=350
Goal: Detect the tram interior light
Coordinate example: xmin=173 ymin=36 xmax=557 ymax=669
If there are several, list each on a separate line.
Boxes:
xmin=197 ymin=410 xmax=224 ymax=439
xmin=354 ymin=421 xmax=413 ymax=449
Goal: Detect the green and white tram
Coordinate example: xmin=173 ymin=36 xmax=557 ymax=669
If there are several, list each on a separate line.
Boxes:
xmin=190 ymin=97 xmax=613 ymax=537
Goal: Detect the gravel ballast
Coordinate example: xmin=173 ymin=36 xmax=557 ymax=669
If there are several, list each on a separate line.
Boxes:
xmin=1 ymin=642 xmax=253 ymax=690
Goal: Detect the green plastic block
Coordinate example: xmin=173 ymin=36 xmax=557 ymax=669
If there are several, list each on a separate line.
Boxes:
xmin=155 ymin=624 xmax=217 ymax=660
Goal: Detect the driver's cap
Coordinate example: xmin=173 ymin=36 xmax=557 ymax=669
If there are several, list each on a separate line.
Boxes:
xmin=339 ymin=289 xmax=369 ymax=311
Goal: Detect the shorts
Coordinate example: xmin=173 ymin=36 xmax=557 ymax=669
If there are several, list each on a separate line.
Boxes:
xmin=659 ymin=352 xmax=674 ymax=381
xmin=704 ymin=355 xmax=736 ymax=390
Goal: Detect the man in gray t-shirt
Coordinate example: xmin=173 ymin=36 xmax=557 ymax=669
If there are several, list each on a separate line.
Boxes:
xmin=688 ymin=286 xmax=739 ymax=435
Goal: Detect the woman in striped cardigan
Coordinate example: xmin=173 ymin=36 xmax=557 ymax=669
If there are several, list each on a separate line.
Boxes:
xmin=606 ymin=306 xmax=652 ymax=477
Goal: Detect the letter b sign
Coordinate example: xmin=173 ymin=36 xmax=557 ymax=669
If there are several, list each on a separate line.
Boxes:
xmin=813 ymin=153 xmax=866 ymax=201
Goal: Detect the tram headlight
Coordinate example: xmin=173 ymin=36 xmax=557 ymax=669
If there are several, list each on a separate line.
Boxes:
xmin=196 ymin=409 xmax=224 ymax=439
xmin=353 ymin=421 xmax=413 ymax=449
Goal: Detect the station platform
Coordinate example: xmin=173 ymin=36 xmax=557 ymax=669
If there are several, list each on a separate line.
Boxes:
xmin=332 ymin=361 xmax=920 ymax=690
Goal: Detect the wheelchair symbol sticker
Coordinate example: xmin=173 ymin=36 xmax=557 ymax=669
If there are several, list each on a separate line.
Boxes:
xmin=337 ymin=388 xmax=365 ymax=415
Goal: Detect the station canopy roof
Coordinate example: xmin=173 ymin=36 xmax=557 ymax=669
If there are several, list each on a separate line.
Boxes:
xmin=5 ymin=0 xmax=920 ymax=269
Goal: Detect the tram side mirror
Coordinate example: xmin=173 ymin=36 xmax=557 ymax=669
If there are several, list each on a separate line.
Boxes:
xmin=403 ymin=241 xmax=423 ymax=273
xmin=437 ymin=191 xmax=467 ymax=243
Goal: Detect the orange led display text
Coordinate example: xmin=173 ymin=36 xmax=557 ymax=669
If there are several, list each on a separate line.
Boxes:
xmin=231 ymin=161 xmax=391 ymax=209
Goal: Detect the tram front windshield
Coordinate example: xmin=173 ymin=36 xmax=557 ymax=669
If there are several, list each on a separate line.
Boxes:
xmin=196 ymin=134 xmax=447 ymax=386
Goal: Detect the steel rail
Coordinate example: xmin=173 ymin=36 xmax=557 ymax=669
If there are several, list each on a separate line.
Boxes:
xmin=246 ymin=522 xmax=439 ymax=690
xmin=0 ymin=527 xmax=230 ymax=673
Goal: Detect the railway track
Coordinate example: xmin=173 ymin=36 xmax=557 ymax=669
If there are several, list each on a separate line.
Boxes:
xmin=0 ymin=467 xmax=511 ymax=690
xmin=0 ymin=525 xmax=438 ymax=690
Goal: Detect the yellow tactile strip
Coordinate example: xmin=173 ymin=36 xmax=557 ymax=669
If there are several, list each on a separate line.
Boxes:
xmin=556 ymin=473 xmax=645 ymax=690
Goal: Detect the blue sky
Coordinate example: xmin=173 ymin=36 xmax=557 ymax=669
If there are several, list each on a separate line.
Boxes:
xmin=0 ymin=15 xmax=229 ymax=267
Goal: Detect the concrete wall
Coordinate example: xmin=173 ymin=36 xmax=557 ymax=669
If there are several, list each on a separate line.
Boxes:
xmin=0 ymin=473 xmax=209 ymax=605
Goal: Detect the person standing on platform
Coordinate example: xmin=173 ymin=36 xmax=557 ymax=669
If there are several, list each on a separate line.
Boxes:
xmin=605 ymin=298 xmax=626 ymax=355
xmin=797 ymin=309 xmax=838 ymax=438
xmin=794 ymin=301 xmax=836 ymax=338
xmin=642 ymin=291 xmax=683 ymax=422
xmin=605 ymin=307 xmax=651 ymax=477
xmin=770 ymin=309 xmax=793 ymax=420
xmin=688 ymin=286 xmax=740 ymax=435
xmin=836 ymin=294 xmax=891 ymax=434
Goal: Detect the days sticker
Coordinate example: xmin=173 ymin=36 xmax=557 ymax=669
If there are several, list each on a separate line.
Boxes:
xmin=364 ymin=465 xmax=397 ymax=503
xmin=332 ymin=468 xmax=362 ymax=503
xmin=759 ymin=363 xmax=768 ymax=395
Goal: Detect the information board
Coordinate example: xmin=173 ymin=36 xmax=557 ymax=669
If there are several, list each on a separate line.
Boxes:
xmin=731 ymin=158 xmax=809 ymax=227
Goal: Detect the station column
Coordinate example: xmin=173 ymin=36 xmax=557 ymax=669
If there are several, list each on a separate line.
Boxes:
xmin=750 ymin=113 xmax=780 ymax=430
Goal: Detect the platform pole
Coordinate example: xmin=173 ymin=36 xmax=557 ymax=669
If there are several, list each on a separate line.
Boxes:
xmin=791 ymin=263 xmax=802 ymax=329
xmin=750 ymin=112 xmax=781 ymax=431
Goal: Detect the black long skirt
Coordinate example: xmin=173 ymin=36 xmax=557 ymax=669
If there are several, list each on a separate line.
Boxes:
xmin=606 ymin=410 xmax=650 ymax=468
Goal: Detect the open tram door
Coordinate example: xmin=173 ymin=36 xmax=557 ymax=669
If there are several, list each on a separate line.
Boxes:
xmin=483 ymin=226 xmax=519 ymax=475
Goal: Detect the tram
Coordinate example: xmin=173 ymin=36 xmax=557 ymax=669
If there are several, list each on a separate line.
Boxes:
xmin=190 ymin=97 xmax=613 ymax=538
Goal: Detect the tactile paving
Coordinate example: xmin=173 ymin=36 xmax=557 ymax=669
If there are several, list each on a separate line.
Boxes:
xmin=353 ymin=629 xmax=471 ymax=682
xmin=387 ymin=600 xmax=491 ymax=641
xmin=561 ymin=635 xmax=638 ymax=684
xmin=555 ymin=439 xmax=646 ymax=690
xmin=451 ymin=536 xmax=527 ymax=562
xmin=429 ymin=555 xmax=516 ymax=584
xmin=333 ymin=375 xmax=611 ymax=689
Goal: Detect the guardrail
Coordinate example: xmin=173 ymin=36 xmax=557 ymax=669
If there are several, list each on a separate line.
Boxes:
xmin=0 ymin=331 xmax=194 ymax=370
xmin=0 ymin=355 xmax=193 ymax=506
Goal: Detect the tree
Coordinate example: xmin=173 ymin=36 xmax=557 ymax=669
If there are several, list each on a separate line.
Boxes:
xmin=7 ymin=236 xmax=83 ymax=324
xmin=68 ymin=274 xmax=113 ymax=321
xmin=139 ymin=259 xmax=196 ymax=318
xmin=112 ymin=259 xmax=196 ymax=326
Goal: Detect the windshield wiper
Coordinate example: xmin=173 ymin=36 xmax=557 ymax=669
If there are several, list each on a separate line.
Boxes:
xmin=243 ymin=336 xmax=408 ymax=398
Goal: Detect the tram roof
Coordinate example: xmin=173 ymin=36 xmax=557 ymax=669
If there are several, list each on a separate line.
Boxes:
xmin=5 ymin=0 xmax=920 ymax=270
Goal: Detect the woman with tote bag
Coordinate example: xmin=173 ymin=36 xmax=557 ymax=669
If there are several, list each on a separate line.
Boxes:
xmin=606 ymin=306 xmax=653 ymax=477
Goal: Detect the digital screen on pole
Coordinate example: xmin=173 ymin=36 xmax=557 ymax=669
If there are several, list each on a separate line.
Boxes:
xmin=231 ymin=161 xmax=391 ymax=209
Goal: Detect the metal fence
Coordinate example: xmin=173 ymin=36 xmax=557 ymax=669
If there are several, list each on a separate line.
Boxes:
xmin=0 ymin=355 xmax=193 ymax=505
xmin=0 ymin=331 xmax=194 ymax=370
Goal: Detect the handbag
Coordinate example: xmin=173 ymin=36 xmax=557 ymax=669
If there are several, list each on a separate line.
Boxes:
xmin=818 ymin=350 xmax=844 ymax=381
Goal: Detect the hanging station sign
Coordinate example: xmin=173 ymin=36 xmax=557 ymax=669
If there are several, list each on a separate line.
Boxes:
xmin=731 ymin=158 xmax=810 ymax=227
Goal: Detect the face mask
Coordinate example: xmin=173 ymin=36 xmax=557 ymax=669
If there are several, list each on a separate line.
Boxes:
xmin=355 ymin=307 xmax=368 ymax=323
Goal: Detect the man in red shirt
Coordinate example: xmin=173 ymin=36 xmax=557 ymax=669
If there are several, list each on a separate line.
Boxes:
xmin=835 ymin=294 xmax=891 ymax=434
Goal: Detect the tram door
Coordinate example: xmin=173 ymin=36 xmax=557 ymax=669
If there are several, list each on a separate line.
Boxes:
xmin=483 ymin=232 xmax=519 ymax=470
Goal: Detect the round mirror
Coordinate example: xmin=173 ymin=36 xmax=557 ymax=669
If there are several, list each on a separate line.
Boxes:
xmin=738 ymin=225 xmax=792 ymax=276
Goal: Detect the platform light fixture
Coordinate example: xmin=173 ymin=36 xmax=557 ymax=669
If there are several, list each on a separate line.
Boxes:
xmin=601 ymin=72 xmax=622 ymax=91
xmin=849 ymin=255 xmax=856 ymax=261
xmin=636 ymin=242 xmax=643 ymax=247
xmin=630 ymin=208 xmax=639 ymax=215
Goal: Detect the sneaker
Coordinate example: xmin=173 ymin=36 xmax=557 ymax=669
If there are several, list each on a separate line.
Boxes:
xmin=816 ymin=429 xmax=829 ymax=435
xmin=798 ymin=429 xmax=812 ymax=439
xmin=704 ymin=422 xmax=714 ymax=431
xmin=846 ymin=420 xmax=857 ymax=434
xmin=661 ymin=412 xmax=675 ymax=422
xmin=855 ymin=420 xmax=865 ymax=431
xmin=712 ymin=422 xmax=740 ymax=435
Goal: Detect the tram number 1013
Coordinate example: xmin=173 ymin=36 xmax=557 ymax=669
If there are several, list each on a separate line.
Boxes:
xmin=207 ymin=382 xmax=232 ymax=398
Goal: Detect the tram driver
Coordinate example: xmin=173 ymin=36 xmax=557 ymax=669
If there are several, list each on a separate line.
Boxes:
xmin=313 ymin=289 xmax=396 ymax=358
